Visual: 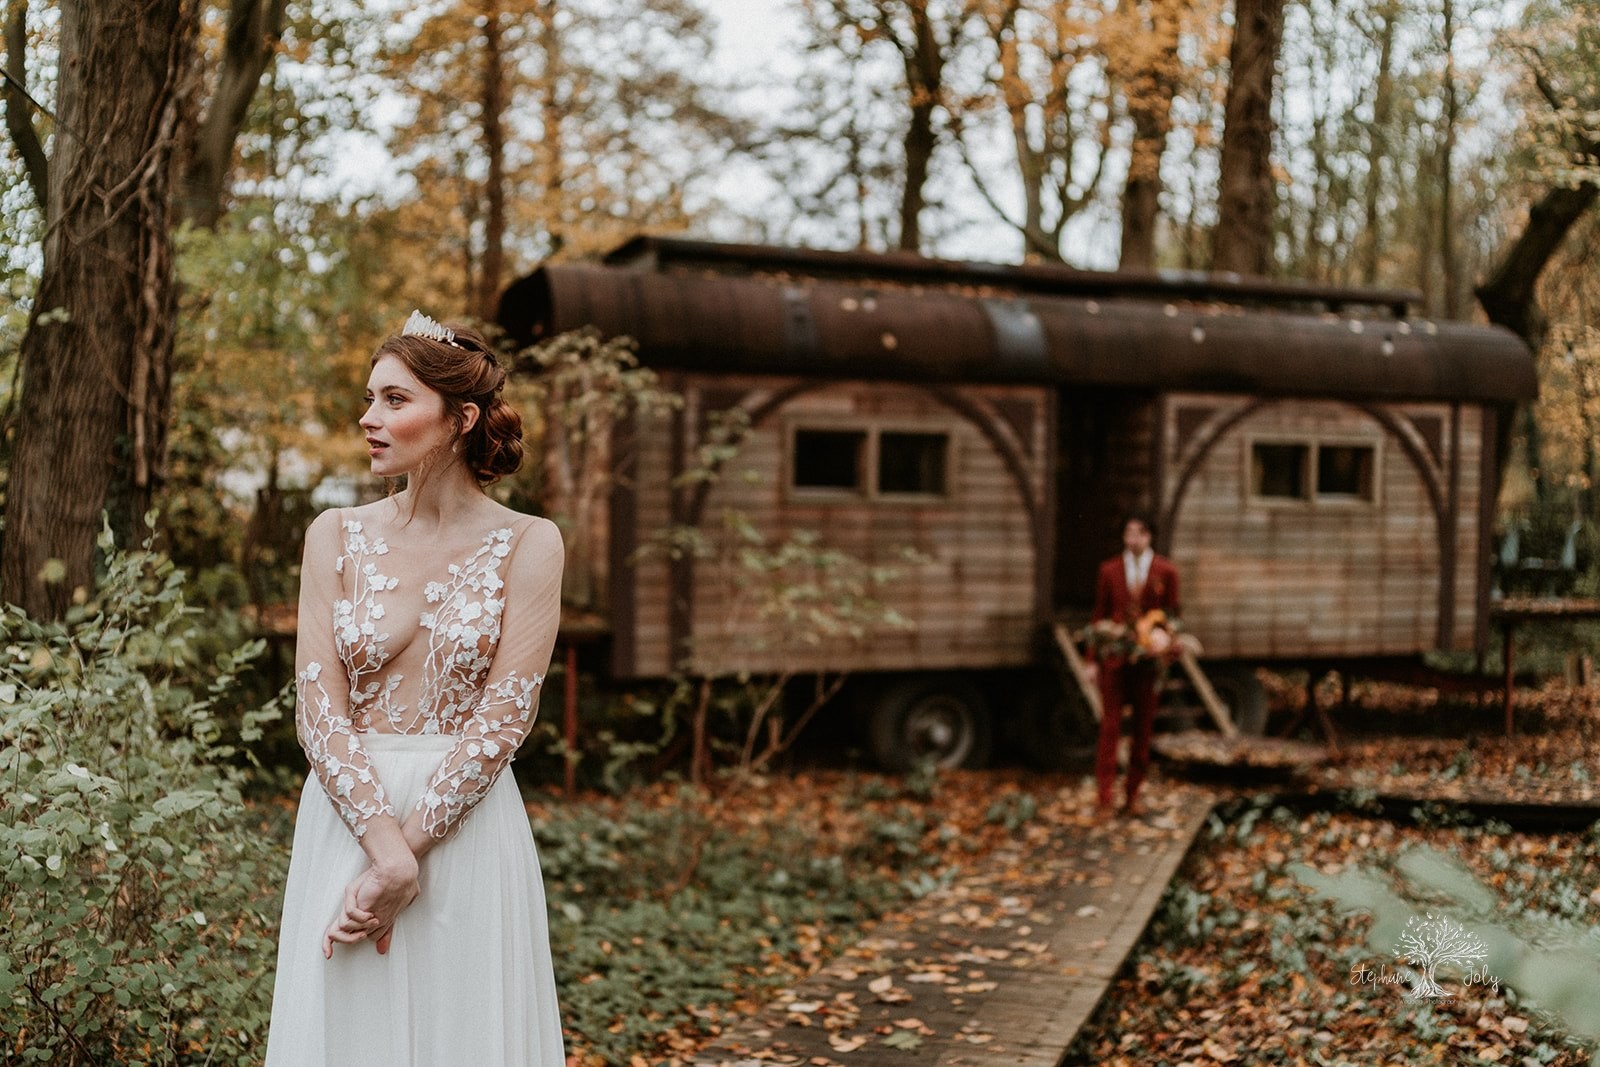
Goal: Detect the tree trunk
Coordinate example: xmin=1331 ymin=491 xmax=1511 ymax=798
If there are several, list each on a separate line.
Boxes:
xmin=1414 ymin=155 xmax=1436 ymax=308
xmin=1359 ymin=0 xmax=1396 ymax=285
xmin=962 ymin=0 xmax=1108 ymax=263
xmin=1211 ymin=0 xmax=1285 ymax=275
xmin=1304 ymin=110 xmax=1328 ymax=279
xmin=3 ymin=0 xmax=200 ymax=618
xmin=1476 ymin=178 xmax=1598 ymax=506
xmin=1437 ymin=0 xmax=1461 ymax=316
xmin=899 ymin=94 xmax=936 ymax=254
xmin=532 ymin=0 xmax=567 ymax=259
xmin=998 ymin=13 xmax=1049 ymax=259
xmin=457 ymin=146 xmax=481 ymax=310
xmin=178 ymin=0 xmax=287 ymax=228
xmin=476 ymin=0 xmax=508 ymax=319
xmin=1119 ymin=114 xmax=1165 ymax=271
xmin=848 ymin=119 xmax=873 ymax=250
xmin=1117 ymin=0 xmax=1184 ymax=272
xmin=897 ymin=5 xmax=945 ymax=254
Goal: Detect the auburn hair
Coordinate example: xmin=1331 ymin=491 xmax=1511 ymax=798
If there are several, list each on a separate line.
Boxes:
xmin=371 ymin=322 xmax=524 ymax=486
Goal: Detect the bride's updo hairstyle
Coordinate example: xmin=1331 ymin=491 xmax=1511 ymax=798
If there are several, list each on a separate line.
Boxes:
xmin=372 ymin=319 xmax=524 ymax=486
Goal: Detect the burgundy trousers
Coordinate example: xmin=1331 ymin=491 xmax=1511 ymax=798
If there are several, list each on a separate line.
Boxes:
xmin=1095 ymin=659 xmax=1160 ymax=807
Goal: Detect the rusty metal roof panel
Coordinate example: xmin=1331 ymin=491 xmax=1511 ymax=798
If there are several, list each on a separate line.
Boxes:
xmin=1033 ymin=299 xmax=1536 ymax=401
xmin=599 ymin=235 xmax=1426 ymax=315
xmin=497 ymin=256 xmax=1536 ymax=404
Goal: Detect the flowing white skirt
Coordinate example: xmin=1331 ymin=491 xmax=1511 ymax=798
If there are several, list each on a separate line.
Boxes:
xmin=264 ymin=734 xmax=565 ymax=1066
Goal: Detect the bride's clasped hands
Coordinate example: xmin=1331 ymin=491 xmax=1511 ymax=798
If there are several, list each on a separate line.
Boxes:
xmin=321 ymin=827 xmax=422 ymax=958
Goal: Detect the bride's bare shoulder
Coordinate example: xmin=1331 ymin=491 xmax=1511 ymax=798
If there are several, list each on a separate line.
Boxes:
xmin=344 ymin=499 xmax=398 ymax=526
xmin=497 ymin=507 xmax=562 ymax=553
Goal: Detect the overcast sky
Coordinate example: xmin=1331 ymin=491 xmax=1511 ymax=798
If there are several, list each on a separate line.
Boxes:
xmin=702 ymin=0 xmax=803 ymax=69
xmin=693 ymin=0 xmax=1092 ymax=264
xmin=313 ymin=0 xmax=1105 ymax=267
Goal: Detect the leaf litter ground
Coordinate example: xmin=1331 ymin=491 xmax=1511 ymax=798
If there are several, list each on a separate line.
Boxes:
xmin=534 ymin=678 xmax=1600 ymax=1065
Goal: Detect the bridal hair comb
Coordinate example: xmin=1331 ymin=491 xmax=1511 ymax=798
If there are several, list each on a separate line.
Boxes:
xmin=402 ymin=309 xmax=463 ymax=348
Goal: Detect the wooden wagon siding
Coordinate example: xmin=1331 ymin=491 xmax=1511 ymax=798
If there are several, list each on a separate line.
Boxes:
xmin=1159 ymin=393 xmax=1488 ymax=659
xmin=609 ymin=374 xmax=1053 ymax=679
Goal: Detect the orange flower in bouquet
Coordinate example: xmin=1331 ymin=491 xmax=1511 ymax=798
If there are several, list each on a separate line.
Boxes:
xmin=1082 ymin=610 xmax=1201 ymax=664
xmin=1134 ymin=609 xmax=1169 ymax=655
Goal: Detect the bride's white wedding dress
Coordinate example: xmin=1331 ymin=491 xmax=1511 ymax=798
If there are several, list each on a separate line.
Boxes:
xmin=265 ymin=507 xmax=566 ymax=1066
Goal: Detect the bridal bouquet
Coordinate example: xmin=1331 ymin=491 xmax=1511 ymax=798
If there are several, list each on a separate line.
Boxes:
xmin=1080 ymin=610 xmax=1202 ymax=663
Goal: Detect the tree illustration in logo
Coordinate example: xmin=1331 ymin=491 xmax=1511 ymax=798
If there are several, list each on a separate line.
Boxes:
xmin=1395 ymin=912 xmax=1487 ymax=999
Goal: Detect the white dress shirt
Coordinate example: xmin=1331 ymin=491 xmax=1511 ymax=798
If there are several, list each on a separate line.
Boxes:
xmin=1123 ymin=548 xmax=1153 ymax=598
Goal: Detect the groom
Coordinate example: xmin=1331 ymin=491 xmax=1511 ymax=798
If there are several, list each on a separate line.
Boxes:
xmin=1083 ymin=514 xmax=1180 ymax=818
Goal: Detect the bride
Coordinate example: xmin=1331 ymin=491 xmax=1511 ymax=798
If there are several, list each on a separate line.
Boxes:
xmin=265 ymin=312 xmax=566 ymax=1065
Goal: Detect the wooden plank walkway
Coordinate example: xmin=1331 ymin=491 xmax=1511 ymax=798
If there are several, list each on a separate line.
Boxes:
xmin=689 ymin=785 xmax=1216 ymax=1067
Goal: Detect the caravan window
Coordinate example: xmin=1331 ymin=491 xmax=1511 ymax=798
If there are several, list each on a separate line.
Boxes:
xmin=878 ymin=432 xmax=950 ymax=496
xmin=1317 ymin=444 xmax=1376 ymax=500
xmin=1251 ymin=442 xmax=1310 ymax=501
xmin=789 ymin=423 xmax=954 ymax=500
xmin=792 ymin=429 xmax=866 ymax=491
xmin=1247 ymin=437 xmax=1381 ymax=506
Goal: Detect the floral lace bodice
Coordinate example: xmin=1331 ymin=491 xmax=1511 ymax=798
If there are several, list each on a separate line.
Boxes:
xmin=293 ymin=508 xmax=563 ymax=841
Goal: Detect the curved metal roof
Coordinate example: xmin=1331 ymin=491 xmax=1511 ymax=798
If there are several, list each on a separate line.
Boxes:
xmin=497 ymin=241 xmax=1536 ymax=405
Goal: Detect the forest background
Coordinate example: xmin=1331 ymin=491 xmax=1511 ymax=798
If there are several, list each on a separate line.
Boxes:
xmin=1 ymin=0 xmax=1598 ymax=620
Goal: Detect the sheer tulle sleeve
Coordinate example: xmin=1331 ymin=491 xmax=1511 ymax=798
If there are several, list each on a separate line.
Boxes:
xmin=414 ymin=519 xmax=564 ymax=840
xmin=293 ymin=509 xmax=396 ymax=839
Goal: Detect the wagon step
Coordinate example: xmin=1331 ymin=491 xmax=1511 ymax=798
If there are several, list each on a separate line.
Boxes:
xmin=1048 ymin=624 xmax=1237 ymax=736
xmin=1051 ymin=622 xmax=1103 ymax=721
xmin=1176 ymin=648 xmax=1239 ymax=738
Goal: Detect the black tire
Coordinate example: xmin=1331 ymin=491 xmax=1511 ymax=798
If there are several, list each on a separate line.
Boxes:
xmin=865 ymin=676 xmax=994 ymax=772
xmin=1204 ymin=663 xmax=1269 ymax=735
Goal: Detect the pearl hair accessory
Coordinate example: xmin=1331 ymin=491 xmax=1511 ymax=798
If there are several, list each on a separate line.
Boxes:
xmin=402 ymin=309 xmax=463 ymax=348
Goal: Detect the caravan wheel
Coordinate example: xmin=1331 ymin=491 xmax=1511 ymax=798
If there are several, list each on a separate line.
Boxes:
xmin=865 ymin=677 xmax=993 ymax=772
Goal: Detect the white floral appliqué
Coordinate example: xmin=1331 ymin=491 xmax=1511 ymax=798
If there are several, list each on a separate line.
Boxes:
xmin=296 ymin=521 xmax=544 ymax=842
xmin=295 ymin=660 xmax=393 ymax=837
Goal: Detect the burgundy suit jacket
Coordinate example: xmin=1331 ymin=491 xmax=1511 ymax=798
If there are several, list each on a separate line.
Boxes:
xmin=1091 ymin=553 xmax=1181 ymax=627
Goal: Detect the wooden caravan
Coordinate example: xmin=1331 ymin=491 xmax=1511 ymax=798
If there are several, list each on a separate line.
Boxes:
xmin=498 ymin=237 xmax=1536 ymax=767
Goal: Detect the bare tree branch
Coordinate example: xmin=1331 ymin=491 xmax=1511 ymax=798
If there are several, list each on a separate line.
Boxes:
xmin=1477 ymin=46 xmax=1600 ymax=351
xmin=1477 ymin=180 xmax=1600 ymax=348
xmin=948 ymin=115 xmax=1027 ymax=234
xmin=179 ymin=0 xmax=288 ymax=228
xmin=3 ymin=1 xmax=47 ymax=209
xmin=1513 ymin=42 xmax=1565 ymax=116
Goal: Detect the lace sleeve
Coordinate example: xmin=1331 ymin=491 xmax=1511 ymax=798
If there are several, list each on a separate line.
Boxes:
xmin=294 ymin=509 xmax=395 ymax=839
xmin=414 ymin=519 xmax=564 ymax=840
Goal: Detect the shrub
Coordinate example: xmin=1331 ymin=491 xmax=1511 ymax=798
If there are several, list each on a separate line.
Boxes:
xmin=0 ymin=526 xmax=287 ymax=1066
